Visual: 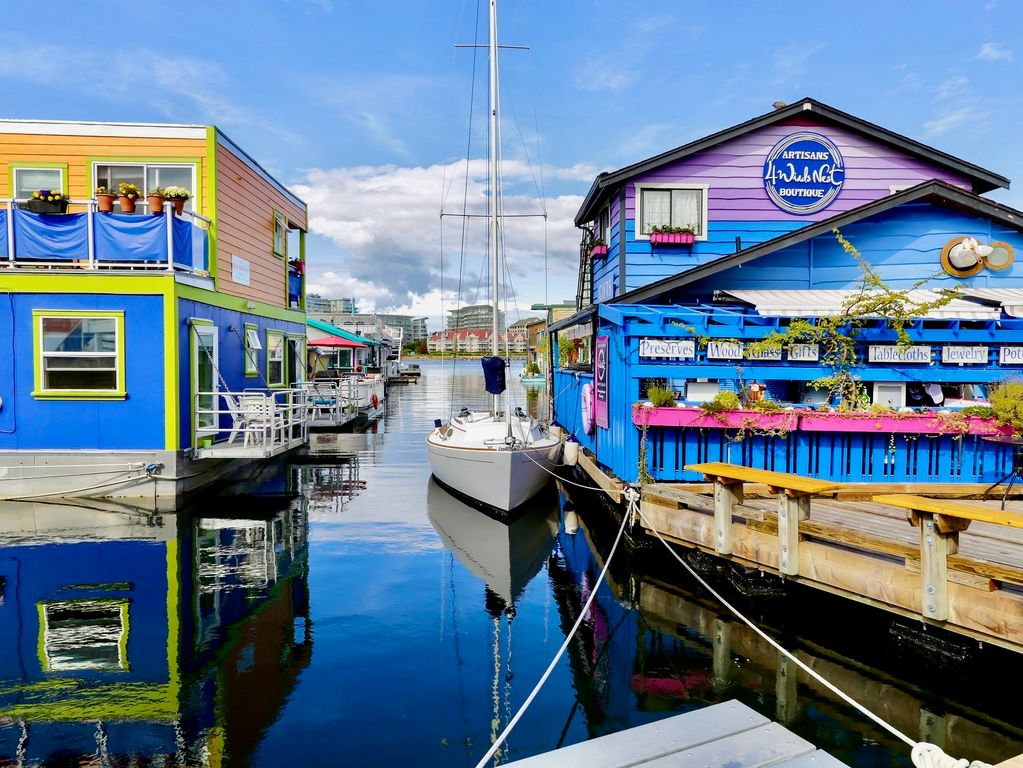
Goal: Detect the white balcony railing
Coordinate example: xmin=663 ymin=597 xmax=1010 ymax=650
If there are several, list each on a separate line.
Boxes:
xmin=192 ymin=389 xmax=308 ymax=459
xmin=2 ymin=199 xmax=210 ymax=274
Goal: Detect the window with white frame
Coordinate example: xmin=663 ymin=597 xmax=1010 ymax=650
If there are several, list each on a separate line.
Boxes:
xmin=36 ymin=312 xmax=123 ymax=395
xmin=637 ymin=185 xmax=708 ymax=237
xmin=244 ymin=324 xmax=262 ymax=377
xmin=267 ymin=331 xmax=285 ymax=386
xmin=14 ymin=167 xmax=64 ymax=200
xmin=94 ymin=162 xmax=195 ymax=213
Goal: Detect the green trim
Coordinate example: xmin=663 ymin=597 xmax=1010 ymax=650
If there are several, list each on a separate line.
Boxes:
xmin=244 ymin=322 xmax=259 ymax=377
xmin=266 ymin=329 xmax=286 ymax=388
xmin=287 ymin=334 xmax=306 ymax=384
xmin=299 ymin=230 xmax=307 ymax=310
xmin=175 ymin=282 xmax=305 ymax=323
xmin=188 ymin=317 xmax=215 ymax=451
xmin=205 ymin=127 xmax=219 ymax=287
xmin=32 ymin=310 xmax=126 ymax=400
xmin=272 ymin=210 xmax=287 ymax=258
xmin=8 ymin=161 xmax=69 ymax=198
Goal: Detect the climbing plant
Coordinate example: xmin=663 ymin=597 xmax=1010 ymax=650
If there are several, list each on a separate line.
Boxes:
xmin=744 ymin=229 xmax=964 ymax=408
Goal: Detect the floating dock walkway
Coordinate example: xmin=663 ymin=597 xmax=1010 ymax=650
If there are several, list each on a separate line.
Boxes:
xmin=505 ymin=699 xmax=849 ymax=767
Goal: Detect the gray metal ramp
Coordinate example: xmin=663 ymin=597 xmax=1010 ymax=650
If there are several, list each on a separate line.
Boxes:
xmin=504 ymin=700 xmax=851 ymax=768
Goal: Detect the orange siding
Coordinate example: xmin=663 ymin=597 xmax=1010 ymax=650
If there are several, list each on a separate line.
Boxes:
xmin=214 ymin=143 xmax=307 ymax=307
xmin=0 ymin=133 xmax=208 ymax=213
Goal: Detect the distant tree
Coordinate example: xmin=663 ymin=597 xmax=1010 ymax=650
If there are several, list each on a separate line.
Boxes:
xmin=415 ymin=340 xmax=428 ymax=354
xmin=402 ymin=342 xmax=417 ymax=353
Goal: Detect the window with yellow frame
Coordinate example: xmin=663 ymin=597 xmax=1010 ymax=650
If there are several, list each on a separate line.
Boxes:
xmin=33 ymin=310 xmax=126 ymax=399
xmin=244 ymin=323 xmax=262 ymax=377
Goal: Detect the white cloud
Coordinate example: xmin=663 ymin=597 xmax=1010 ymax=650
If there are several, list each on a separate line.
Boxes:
xmin=936 ymin=75 xmax=969 ymax=101
xmin=977 ymin=42 xmax=1012 ymax=61
xmin=573 ymin=57 xmax=635 ymax=92
xmin=923 ymin=107 xmax=988 ymax=137
xmin=295 ymin=159 xmax=584 ymax=328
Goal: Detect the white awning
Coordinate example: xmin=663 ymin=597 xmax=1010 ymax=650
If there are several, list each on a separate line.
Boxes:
xmin=719 ymin=289 xmax=1000 ymax=320
xmin=961 ymin=288 xmax=1023 ymax=318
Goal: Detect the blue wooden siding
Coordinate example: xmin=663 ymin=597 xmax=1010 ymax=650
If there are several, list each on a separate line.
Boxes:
xmin=176 ymin=298 xmax=305 ymax=450
xmin=552 ymin=370 xmax=595 ymax=455
xmin=683 ymin=203 xmax=1023 ymax=294
xmin=0 ymin=293 xmax=165 ymax=451
xmin=593 ymin=197 xmax=621 ymax=302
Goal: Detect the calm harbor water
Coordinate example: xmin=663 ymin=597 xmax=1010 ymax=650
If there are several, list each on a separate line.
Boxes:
xmin=2 ymin=358 xmax=1022 ymax=766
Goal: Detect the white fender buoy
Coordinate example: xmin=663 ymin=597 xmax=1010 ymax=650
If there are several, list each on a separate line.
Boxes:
xmin=563 ymin=440 xmax=579 ymax=467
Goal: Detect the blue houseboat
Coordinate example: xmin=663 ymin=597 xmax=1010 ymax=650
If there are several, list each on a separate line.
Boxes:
xmin=0 ymin=119 xmax=310 ymax=500
xmin=552 ymin=98 xmax=1023 ymax=488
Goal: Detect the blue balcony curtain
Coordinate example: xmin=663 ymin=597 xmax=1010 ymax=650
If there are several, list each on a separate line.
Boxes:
xmin=6 ymin=209 xmax=202 ymax=268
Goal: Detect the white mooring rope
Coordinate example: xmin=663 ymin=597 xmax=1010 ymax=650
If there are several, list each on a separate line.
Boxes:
xmin=472 ymin=489 xmax=638 ymax=768
xmin=632 ymin=501 xmax=995 ymax=768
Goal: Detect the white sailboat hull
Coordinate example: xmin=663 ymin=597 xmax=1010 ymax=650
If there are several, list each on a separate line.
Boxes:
xmin=426 ymin=415 xmax=560 ymax=513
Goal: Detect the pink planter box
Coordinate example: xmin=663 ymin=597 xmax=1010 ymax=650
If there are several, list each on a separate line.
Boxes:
xmin=799 ymin=412 xmax=1012 ymax=436
xmin=633 ymin=406 xmax=797 ymax=431
xmin=650 ymin=231 xmax=695 ymax=246
xmin=590 ymin=244 xmax=608 ymax=257
xmin=633 ymin=406 xmax=1012 ymax=436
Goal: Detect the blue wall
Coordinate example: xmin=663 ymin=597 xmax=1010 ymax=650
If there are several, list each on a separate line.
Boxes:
xmin=684 ymin=204 xmax=1023 ymax=293
xmin=0 ymin=293 xmax=165 ymax=450
xmin=176 ymin=298 xmax=305 ymax=450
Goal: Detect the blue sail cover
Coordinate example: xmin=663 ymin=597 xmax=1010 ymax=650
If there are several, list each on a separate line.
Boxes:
xmin=482 ymin=356 xmax=506 ymax=395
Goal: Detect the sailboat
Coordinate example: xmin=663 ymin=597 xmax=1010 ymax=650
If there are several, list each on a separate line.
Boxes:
xmin=426 ymin=0 xmax=560 ymax=515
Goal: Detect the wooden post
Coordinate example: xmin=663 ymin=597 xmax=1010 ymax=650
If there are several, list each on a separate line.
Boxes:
xmin=711 ymin=618 xmax=732 ymax=686
xmin=776 ymin=491 xmax=810 ymax=576
xmin=713 ymin=479 xmax=741 ymax=555
xmin=776 ymin=654 xmax=798 ymax=725
xmin=912 ymin=511 xmax=966 ymax=622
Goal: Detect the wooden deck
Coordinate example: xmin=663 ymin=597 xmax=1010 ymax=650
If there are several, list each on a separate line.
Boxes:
xmin=640 ymin=481 xmax=1023 ymax=652
xmin=504 ymin=699 xmax=850 ymax=767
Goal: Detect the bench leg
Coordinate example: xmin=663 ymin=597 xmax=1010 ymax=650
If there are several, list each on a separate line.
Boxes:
xmin=919 ymin=512 xmax=954 ymax=622
xmin=713 ymin=480 xmax=742 ymax=555
xmin=777 ymin=493 xmax=809 ymax=576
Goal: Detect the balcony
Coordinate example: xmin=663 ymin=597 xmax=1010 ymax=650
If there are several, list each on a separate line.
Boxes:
xmin=193 ymin=389 xmax=309 ymax=459
xmin=0 ymin=199 xmax=209 ymax=274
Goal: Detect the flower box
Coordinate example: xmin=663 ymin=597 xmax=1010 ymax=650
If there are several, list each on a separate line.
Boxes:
xmin=26 ymin=199 xmax=68 ymax=214
xmin=591 ymin=244 xmax=608 ymax=257
xmin=633 ymin=405 xmax=797 ymax=431
xmin=650 ymin=231 xmax=695 ymax=246
xmin=797 ymin=412 xmax=1011 ymax=436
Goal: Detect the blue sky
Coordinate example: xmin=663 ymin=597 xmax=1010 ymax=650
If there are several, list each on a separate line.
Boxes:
xmin=3 ymin=1 xmax=1022 ymax=327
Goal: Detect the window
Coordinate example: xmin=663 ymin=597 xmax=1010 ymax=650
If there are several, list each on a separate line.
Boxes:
xmin=40 ymin=599 xmax=129 ymax=672
xmin=599 ymin=206 xmax=611 ymax=243
xmin=244 ymin=324 xmax=261 ymax=377
xmin=33 ymin=311 xmax=125 ymax=398
xmin=94 ymin=162 xmax=196 ymax=213
xmin=267 ymin=331 xmax=285 ymax=387
xmin=13 ymin=166 xmax=65 ymax=200
xmin=273 ymin=211 xmax=288 ymax=257
xmin=637 ymin=184 xmax=708 ymax=237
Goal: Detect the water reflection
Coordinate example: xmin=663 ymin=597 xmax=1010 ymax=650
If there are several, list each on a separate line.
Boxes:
xmin=0 ymin=491 xmax=309 ymax=766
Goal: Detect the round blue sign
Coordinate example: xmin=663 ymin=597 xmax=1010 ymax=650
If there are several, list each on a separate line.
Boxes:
xmin=763 ymin=132 xmax=845 ymax=215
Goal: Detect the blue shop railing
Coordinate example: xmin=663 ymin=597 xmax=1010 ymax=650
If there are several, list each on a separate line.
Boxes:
xmin=0 ymin=200 xmax=210 ymax=273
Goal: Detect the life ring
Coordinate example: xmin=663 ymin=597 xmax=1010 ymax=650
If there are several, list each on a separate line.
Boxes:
xmin=371 ymin=393 xmax=380 ymax=409
xmin=581 ymin=383 xmax=595 ymax=435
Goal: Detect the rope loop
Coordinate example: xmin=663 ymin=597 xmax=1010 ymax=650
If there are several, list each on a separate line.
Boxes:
xmin=911 ymin=743 xmax=993 ymax=768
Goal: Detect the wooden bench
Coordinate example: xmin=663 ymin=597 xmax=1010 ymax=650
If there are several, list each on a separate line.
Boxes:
xmin=873 ymin=494 xmax=1023 ymax=620
xmin=685 ymin=462 xmax=843 ymax=575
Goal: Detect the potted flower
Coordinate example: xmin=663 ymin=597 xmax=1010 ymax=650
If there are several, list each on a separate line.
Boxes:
xmin=147 ymin=187 xmax=168 ymax=215
xmin=117 ymin=182 xmax=143 ymax=213
xmin=95 ymin=186 xmax=116 ymax=213
xmin=27 ymin=189 xmax=70 ymax=214
xmin=162 ymin=185 xmax=192 ymax=215
xmin=650 ymin=225 xmax=696 ymax=246
xmin=590 ymin=238 xmax=608 ymax=257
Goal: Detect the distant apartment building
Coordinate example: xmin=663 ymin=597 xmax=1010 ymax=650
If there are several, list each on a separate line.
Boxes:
xmin=428 ymin=329 xmax=527 ymax=354
xmin=447 ymin=304 xmax=505 ymax=331
xmin=307 ymin=305 xmax=428 ymax=344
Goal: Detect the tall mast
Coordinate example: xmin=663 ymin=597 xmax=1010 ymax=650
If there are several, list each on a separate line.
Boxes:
xmin=488 ymin=0 xmax=501 ymax=416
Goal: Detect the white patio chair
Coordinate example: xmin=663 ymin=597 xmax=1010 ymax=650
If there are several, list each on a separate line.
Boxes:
xmin=239 ymin=393 xmax=285 ymax=448
xmin=224 ymin=394 xmax=247 ymax=443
